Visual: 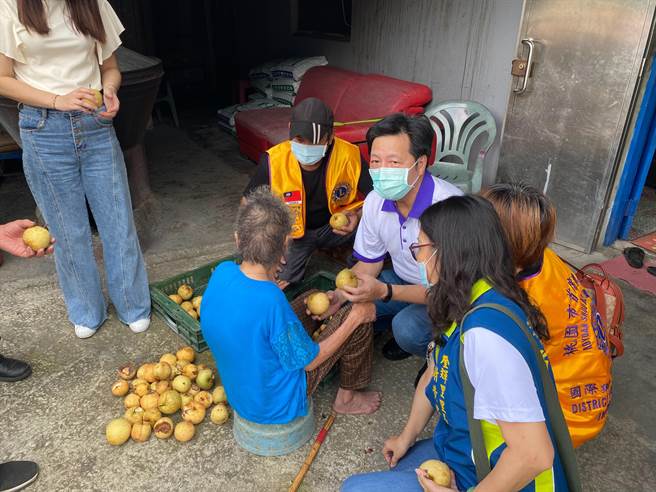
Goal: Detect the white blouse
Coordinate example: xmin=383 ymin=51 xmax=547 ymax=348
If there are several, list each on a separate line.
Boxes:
xmin=464 ymin=328 xmax=545 ymax=424
xmin=0 ymin=0 xmax=124 ymax=95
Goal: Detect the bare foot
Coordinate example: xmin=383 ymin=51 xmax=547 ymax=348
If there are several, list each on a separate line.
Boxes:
xmin=333 ymin=388 xmax=382 ymax=415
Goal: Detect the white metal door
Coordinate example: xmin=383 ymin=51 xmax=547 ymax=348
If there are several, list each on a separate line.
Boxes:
xmin=498 ymin=0 xmax=656 ymax=252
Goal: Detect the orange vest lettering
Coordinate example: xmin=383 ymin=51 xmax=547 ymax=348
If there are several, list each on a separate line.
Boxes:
xmin=267 ymin=138 xmax=364 ymax=238
xmin=520 ymin=248 xmax=612 ymax=447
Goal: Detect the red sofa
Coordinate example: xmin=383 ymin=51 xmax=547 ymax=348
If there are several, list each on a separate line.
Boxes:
xmin=234 ymin=66 xmax=433 ymax=162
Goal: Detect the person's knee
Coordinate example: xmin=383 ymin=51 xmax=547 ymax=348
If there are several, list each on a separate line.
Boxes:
xmin=340 ymin=477 xmax=356 ymax=492
xmin=392 ymin=307 xmax=432 ymax=357
xmin=392 ymin=322 xmax=421 ymax=356
xmin=340 ymin=477 xmax=355 ymax=492
xmin=279 ymin=244 xmax=313 ymax=283
xmin=341 ymin=475 xmax=371 ymax=492
xmin=278 ymin=259 xmax=306 ymax=284
xmin=351 ymin=321 xmax=373 ymax=347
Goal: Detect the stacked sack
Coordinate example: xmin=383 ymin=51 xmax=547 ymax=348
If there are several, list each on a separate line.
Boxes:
xmin=270 ymin=56 xmax=328 ymax=106
xmin=248 ymin=59 xmax=280 ymax=100
xmin=216 ymin=56 xmax=328 ymax=133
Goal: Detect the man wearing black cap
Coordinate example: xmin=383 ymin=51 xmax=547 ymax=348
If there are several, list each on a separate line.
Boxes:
xmin=243 ymin=97 xmax=372 ymax=288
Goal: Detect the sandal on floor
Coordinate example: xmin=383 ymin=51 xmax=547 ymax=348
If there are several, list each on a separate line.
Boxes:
xmin=623 ymin=247 xmax=645 ymax=269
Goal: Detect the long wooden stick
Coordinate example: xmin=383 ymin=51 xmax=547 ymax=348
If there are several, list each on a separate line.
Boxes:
xmin=288 ymin=411 xmax=337 ymax=492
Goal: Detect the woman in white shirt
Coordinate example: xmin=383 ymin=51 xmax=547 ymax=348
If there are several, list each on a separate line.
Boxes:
xmin=342 ymin=195 xmax=571 ymax=492
xmin=0 ymin=0 xmax=151 ymax=338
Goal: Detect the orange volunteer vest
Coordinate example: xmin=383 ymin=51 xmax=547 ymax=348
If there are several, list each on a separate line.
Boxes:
xmin=520 ymin=248 xmax=613 ymax=447
xmin=267 ymin=138 xmax=364 ymax=238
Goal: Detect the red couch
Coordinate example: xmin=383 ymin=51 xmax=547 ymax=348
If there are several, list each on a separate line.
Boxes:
xmin=235 ymin=66 xmax=433 ymax=162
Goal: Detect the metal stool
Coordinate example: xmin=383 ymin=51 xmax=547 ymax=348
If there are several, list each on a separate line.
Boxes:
xmin=154 ymin=80 xmax=180 ymax=128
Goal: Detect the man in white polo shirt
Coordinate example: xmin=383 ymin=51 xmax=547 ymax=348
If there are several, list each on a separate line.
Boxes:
xmin=321 ymin=113 xmax=462 ymax=361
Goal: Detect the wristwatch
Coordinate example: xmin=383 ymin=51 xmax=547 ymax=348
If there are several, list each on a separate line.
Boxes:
xmin=381 ymin=283 xmax=393 ymax=303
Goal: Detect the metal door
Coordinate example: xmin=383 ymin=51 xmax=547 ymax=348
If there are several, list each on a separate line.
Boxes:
xmin=497 ymin=0 xmax=656 ymax=252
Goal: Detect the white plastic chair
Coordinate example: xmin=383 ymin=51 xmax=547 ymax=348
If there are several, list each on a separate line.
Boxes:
xmin=425 ymin=100 xmax=497 ymax=193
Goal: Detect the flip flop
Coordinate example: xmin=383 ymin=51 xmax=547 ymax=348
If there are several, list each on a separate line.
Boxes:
xmin=623 ymin=247 xmax=645 ymax=269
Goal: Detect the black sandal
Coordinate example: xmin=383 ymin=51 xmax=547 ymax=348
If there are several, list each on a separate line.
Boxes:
xmin=624 ymin=247 xmax=645 ymax=269
xmin=647 ymin=266 xmax=656 ymax=277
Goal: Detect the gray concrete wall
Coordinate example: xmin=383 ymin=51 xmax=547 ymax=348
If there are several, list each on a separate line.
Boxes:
xmin=248 ymin=0 xmax=525 ymax=183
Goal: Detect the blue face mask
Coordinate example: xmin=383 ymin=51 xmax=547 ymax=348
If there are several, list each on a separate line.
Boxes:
xmin=291 ymin=140 xmax=327 ymax=166
xmin=369 ymin=159 xmax=420 ymax=201
xmin=418 ymin=249 xmax=437 ymax=288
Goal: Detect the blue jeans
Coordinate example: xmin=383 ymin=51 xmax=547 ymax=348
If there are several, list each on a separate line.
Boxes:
xmin=19 ymin=104 xmax=150 ymax=330
xmin=341 ymin=439 xmax=437 ymax=491
xmin=374 ymin=270 xmax=433 ymax=357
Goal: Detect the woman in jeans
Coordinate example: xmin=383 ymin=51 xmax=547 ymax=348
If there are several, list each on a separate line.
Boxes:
xmin=0 ymin=0 xmax=150 ymax=338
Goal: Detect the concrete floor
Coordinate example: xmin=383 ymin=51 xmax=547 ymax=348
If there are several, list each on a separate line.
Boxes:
xmin=0 ymin=119 xmax=654 ymax=491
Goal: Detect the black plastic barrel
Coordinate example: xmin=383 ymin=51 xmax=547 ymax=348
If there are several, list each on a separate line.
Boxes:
xmin=114 ymin=47 xmax=163 ymax=208
xmin=114 ymin=47 xmax=163 ymax=150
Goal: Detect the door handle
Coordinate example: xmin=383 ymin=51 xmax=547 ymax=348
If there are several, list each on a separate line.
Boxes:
xmin=513 ymin=38 xmax=535 ymax=95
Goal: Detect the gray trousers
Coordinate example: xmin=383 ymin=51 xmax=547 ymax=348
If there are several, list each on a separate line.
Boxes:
xmin=279 ymin=224 xmax=354 ymax=284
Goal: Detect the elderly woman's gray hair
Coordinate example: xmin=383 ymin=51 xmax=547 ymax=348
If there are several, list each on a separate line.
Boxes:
xmin=236 ymin=187 xmax=293 ymax=269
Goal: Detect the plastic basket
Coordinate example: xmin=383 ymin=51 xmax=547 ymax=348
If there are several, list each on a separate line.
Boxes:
xmin=150 ymin=257 xmax=336 ymax=352
xmin=149 ymin=256 xmax=236 ymax=352
xmin=285 ymin=271 xmax=336 ymax=299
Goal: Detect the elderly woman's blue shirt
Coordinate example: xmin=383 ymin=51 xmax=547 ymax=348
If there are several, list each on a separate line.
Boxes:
xmin=201 ymin=261 xmax=319 ymax=424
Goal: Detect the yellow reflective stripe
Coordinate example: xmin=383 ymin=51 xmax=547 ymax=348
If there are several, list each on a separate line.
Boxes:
xmin=470 ymin=278 xmax=493 ymax=301
xmin=446 ymin=278 xmax=494 ymax=338
xmin=480 ymin=420 xmax=504 ymax=460
xmin=534 ymin=467 xmax=555 ymax=492
xmin=481 ymin=421 xmax=555 ymax=492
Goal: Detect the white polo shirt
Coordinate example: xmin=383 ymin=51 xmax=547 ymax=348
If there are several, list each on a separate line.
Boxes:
xmin=353 ymin=174 xmax=463 ymax=285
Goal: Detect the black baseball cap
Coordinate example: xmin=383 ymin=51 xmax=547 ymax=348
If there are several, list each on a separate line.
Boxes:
xmin=290 ymin=97 xmax=334 ymax=144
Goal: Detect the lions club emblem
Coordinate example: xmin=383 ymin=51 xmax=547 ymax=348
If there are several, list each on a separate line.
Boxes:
xmin=331 ymin=183 xmax=351 ymax=206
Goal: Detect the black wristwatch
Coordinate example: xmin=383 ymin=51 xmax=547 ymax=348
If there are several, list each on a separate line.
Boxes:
xmin=381 ymin=283 xmax=393 ymax=303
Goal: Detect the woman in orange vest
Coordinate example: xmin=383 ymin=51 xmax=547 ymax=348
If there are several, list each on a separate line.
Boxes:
xmin=482 ymin=183 xmax=612 ymax=447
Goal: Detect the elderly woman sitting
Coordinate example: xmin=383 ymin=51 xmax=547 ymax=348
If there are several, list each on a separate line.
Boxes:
xmin=200 ymin=187 xmax=382 ymax=424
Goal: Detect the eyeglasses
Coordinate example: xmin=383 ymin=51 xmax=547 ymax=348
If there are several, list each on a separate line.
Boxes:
xmin=409 ymin=242 xmax=434 ymax=261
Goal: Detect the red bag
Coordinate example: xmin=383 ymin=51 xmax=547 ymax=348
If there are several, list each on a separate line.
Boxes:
xmin=571 ymin=263 xmax=625 ymax=358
